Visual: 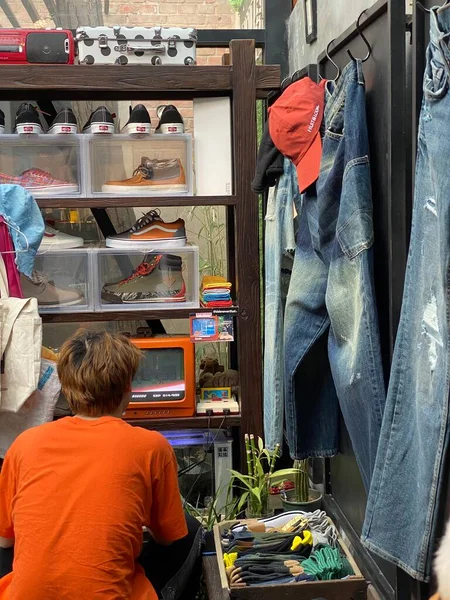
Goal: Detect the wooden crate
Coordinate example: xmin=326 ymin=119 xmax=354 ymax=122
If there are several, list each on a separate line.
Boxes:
xmin=213 ymin=520 xmax=368 ymax=600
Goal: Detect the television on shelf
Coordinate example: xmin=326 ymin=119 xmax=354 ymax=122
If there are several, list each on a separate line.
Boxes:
xmin=125 ymin=335 xmax=195 ymax=420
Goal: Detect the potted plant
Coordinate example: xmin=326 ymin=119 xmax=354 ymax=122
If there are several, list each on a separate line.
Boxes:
xmin=277 ymin=459 xmax=322 ymax=512
xmin=228 ymin=434 xmax=295 ymax=519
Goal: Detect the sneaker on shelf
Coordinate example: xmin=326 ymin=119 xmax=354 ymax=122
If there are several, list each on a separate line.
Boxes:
xmin=40 ymin=224 xmax=84 ymax=250
xmin=101 ymin=157 xmax=186 ymax=193
xmin=155 ymin=105 xmax=184 ymax=134
xmin=82 ymin=106 xmax=115 ymax=134
xmin=0 ymin=169 xmax=78 ymax=195
xmin=48 ymin=108 xmax=78 ymax=134
xmin=106 ymin=210 xmax=186 ymax=249
xmin=0 ymin=109 xmax=5 ymax=134
xmin=21 ymin=272 xmax=84 ymax=308
xmin=121 ymin=104 xmax=151 ymax=135
xmin=14 ymin=102 xmax=43 ymax=135
xmin=101 ymin=254 xmax=186 ymax=304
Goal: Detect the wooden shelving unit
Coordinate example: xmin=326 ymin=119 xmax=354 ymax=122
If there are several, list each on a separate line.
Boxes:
xmin=4 ymin=41 xmax=280 ymax=439
xmin=42 ymin=307 xmax=239 ymax=323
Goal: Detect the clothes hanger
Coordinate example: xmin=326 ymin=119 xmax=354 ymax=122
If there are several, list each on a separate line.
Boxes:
xmin=325 ymin=39 xmax=341 ymax=83
xmin=347 ymin=10 xmax=372 ymax=62
xmin=0 ymin=221 xmax=30 ymax=255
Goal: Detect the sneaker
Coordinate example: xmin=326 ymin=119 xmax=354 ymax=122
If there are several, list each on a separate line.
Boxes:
xmin=121 ymin=104 xmax=151 ymax=135
xmin=82 ymin=106 xmax=114 ymax=134
xmin=106 ymin=210 xmax=186 ymax=248
xmin=102 ymin=157 xmax=186 ymax=194
xmin=48 ymin=108 xmax=78 ymax=134
xmin=155 ymin=105 xmax=184 ymax=134
xmin=40 ymin=224 xmax=84 ymax=250
xmin=101 ymin=254 xmax=186 ymax=304
xmin=21 ymin=272 xmax=83 ymax=307
xmin=14 ymin=102 xmax=43 ymax=134
xmin=0 ymin=109 xmax=5 ymax=134
xmin=0 ymin=168 xmax=78 ymax=195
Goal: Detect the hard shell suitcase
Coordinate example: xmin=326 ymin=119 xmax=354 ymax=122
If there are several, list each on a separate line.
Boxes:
xmin=76 ymin=26 xmax=197 ymax=66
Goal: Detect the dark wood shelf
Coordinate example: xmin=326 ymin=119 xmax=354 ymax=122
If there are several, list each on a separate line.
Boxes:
xmin=41 ymin=307 xmax=239 ymax=323
xmin=126 ymin=414 xmax=240 ymax=430
xmin=0 ymin=64 xmax=279 ymax=100
xmin=37 ymin=195 xmax=236 ymax=208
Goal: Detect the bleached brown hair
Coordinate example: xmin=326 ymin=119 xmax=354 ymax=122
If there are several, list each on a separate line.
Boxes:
xmin=57 ymin=328 xmax=142 ymax=417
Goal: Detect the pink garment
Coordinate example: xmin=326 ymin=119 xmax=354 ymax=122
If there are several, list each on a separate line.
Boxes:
xmin=0 ymin=216 xmax=23 ymax=298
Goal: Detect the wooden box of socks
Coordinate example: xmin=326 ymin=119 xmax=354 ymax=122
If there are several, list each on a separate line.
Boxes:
xmin=213 ymin=515 xmax=367 ymax=600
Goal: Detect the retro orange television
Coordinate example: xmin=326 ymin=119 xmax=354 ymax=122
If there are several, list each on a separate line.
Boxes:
xmin=125 ymin=335 xmax=196 ymax=420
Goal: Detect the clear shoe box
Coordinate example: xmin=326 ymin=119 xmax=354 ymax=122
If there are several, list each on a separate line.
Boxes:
xmin=93 ymin=245 xmax=199 ymax=312
xmin=85 ymin=134 xmax=193 ymax=197
xmin=0 ymin=135 xmax=83 ymax=197
xmin=22 ymin=248 xmax=93 ymax=313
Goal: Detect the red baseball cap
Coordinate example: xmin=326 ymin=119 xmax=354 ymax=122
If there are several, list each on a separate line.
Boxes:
xmin=269 ymin=77 xmax=326 ymax=193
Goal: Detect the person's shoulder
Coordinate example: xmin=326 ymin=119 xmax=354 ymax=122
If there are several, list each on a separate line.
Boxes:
xmin=7 ymin=419 xmax=60 ymax=458
xmin=129 ymin=426 xmax=173 ymax=459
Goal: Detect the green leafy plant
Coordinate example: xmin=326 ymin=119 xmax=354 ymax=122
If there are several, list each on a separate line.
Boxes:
xmin=228 ymin=435 xmax=294 ymax=518
xmin=227 ymin=0 xmax=245 ymax=11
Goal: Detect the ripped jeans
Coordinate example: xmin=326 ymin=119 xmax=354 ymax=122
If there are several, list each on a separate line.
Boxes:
xmin=362 ymin=2 xmax=450 ymax=582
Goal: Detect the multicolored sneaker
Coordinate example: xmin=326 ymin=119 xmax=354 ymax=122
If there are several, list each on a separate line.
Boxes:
xmin=101 ymin=254 xmax=186 ymax=304
xmin=21 ymin=272 xmax=83 ymax=308
xmin=101 ymin=157 xmax=186 ymax=193
xmin=40 ymin=224 xmax=84 ymax=250
xmin=106 ymin=210 xmax=186 ymax=249
xmin=0 ymin=169 xmax=78 ymax=195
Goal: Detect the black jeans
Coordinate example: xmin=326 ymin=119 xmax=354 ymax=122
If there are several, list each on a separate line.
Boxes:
xmin=0 ymin=513 xmax=203 ymax=600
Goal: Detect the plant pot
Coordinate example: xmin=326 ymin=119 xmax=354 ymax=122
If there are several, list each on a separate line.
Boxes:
xmin=281 ymin=488 xmax=322 ymax=512
xmin=245 ymin=507 xmax=275 ymax=520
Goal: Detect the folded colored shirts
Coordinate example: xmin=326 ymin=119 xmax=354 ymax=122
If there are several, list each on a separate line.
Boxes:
xmin=202 ymin=275 xmax=232 ymax=290
xmin=201 ymin=299 xmax=233 ymax=308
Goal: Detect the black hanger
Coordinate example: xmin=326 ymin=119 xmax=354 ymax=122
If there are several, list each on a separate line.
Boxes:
xmin=325 ymin=39 xmax=341 ymax=83
xmin=347 ymin=10 xmax=372 ymax=62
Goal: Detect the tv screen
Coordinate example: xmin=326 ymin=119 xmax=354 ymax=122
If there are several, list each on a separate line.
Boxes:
xmin=131 ymin=348 xmax=185 ymax=402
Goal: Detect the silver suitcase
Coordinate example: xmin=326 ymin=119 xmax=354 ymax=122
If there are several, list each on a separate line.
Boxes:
xmin=76 ymin=26 xmax=197 ymax=66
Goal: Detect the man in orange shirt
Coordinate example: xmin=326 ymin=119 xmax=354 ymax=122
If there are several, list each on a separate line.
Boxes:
xmin=0 ymin=329 xmax=202 ymax=600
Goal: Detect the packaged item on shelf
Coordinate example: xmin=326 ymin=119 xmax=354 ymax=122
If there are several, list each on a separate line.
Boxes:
xmin=93 ymin=245 xmax=199 ymax=311
xmin=39 ymin=224 xmax=84 ymax=251
xmin=121 ymin=104 xmax=151 ymax=135
xmin=0 ymin=135 xmax=82 ymax=197
xmin=201 ymin=275 xmax=233 ymax=308
xmin=76 ymin=26 xmax=197 ymax=66
xmin=0 ymin=29 xmax=75 ymax=64
xmin=14 ymin=102 xmax=43 ymax=135
xmin=21 ymin=249 xmax=92 ymax=313
xmin=48 ymin=108 xmax=78 ymax=135
xmin=86 ymin=133 xmax=192 ymax=196
xmin=155 ymin=105 xmax=185 ymax=134
xmin=106 ymin=210 xmax=186 ymax=248
xmin=82 ymin=106 xmax=115 ymax=134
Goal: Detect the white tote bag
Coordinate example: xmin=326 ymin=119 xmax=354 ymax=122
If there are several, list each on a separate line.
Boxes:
xmin=0 ymin=256 xmax=42 ymax=412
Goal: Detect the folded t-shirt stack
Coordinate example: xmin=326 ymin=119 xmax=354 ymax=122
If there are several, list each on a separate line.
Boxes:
xmin=201 ymin=275 xmax=233 ymax=308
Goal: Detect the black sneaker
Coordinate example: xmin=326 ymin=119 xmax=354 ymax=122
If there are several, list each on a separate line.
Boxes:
xmin=155 ymin=105 xmax=184 ymax=134
xmin=82 ymin=106 xmax=114 ymax=134
xmin=48 ymin=108 xmax=78 ymax=134
xmin=0 ymin=109 xmax=4 ymax=134
xmin=121 ymin=104 xmax=151 ymax=135
xmin=14 ymin=102 xmax=43 ymax=135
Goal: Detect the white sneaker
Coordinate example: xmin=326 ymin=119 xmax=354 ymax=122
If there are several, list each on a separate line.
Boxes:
xmin=39 ymin=225 xmax=84 ymax=250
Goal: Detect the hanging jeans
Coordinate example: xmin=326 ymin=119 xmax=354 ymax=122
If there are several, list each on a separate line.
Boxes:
xmin=362 ymin=4 xmax=450 ymax=581
xmin=263 ymin=159 xmax=300 ymax=450
xmin=284 ymin=59 xmax=385 ymax=492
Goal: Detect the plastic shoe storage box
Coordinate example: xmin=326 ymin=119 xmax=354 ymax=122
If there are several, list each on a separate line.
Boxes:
xmin=0 ymin=135 xmax=83 ymax=197
xmin=22 ymin=248 xmax=93 ymax=314
xmin=85 ymin=134 xmax=193 ymax=197
xmin=93 ymin=245 xmax=199 ymax=312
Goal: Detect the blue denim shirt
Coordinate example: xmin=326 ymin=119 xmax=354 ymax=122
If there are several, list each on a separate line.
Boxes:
xmin=0 ymin=185 xmax=44 ymax=277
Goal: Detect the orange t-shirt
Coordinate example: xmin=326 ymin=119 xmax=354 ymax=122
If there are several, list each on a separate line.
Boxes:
xmin=0 ymin=416 xmax=188 ymax=600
